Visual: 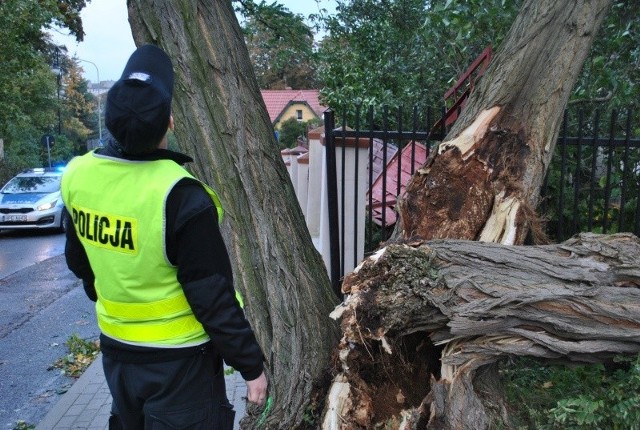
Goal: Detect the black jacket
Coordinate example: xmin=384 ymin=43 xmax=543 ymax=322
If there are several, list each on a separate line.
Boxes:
xmin=64 ymin=142 xmax=264 ymax=381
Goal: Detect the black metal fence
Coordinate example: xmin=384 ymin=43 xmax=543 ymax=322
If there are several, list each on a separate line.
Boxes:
xmin=542 ymin=107 xmax=640 ymax=241
xmin=323 ymin=105 xmax=640 ymax=291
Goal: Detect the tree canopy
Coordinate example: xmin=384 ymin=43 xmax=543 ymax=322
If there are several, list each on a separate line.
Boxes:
xmin=571 ymin=0 xmax=640 ymax=108
xmin=2 ymin=0 xmax=638 ymax=184
xmin=311 ymin=0 xmax=638 ymax=111
xmin=317 ymin=0 xmax=522 ymax=109
xmin=238 ymin=2 xmax=318 ymax=89
xmin=0 ymin=0 xmax=95 ymax=183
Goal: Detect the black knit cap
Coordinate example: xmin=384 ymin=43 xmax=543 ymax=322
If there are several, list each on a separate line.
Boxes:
xmin=105 ymin=45 xmax=174 ymax=155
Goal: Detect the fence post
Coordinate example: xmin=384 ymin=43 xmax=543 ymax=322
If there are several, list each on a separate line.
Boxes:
xmin=306 ymin=126 xmax=325 ymax=244
xmin=323 ymin=110 xmax=342 ymax=297
xmin=297 ymin=152 xmax=309 ymax=218
xmin=557 ymin=111 xmax=567 ymax=240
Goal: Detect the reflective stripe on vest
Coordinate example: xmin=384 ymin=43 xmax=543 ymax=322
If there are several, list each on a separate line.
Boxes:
xmin=97 ymin=312 xmax=206 ymax=343
xmin=97 ymin=290 xmax=192 ymax=320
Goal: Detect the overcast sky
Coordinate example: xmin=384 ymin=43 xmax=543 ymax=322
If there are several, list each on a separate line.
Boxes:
xmin=49 ymin=1 xmax=336 ymax=83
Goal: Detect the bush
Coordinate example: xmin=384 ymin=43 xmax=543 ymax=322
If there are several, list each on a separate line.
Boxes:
xmin=503 ymin=355 xmax=640 ymax=429
xmin=277 ymin=117 xmax=320 ymax=149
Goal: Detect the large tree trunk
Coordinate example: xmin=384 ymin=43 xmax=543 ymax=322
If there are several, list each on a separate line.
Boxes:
xmin=323 ymin=233 xmax=640 ymax=428
xmin=397 ymin=0 xmax=613 ymax=245
xmin=127 ymin=2 xmax=340 ymax=428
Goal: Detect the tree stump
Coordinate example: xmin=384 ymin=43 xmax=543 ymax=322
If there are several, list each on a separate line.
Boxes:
xmin=323 ymin=233 xmax=640 ymax=429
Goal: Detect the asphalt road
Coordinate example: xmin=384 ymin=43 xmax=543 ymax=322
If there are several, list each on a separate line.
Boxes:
xmin=0 ymin=233 xmax=98 ymax=429
xmin=0 ymin=230 xmax=67 ymax=280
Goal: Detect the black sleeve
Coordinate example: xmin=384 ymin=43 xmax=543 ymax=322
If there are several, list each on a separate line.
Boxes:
xmin=167 ymin=180 xmax=264 ymax=381
xmin=64 ymin=209 xmax=97 ymax=302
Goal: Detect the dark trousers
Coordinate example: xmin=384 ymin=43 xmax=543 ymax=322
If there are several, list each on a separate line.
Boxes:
xmin=103 ymin=348 xmax=235 ymax=429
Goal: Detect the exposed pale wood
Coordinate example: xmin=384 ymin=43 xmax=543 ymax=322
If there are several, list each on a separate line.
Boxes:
xmin=436 ymin=106 xmax=501 ymax=159
xmin=478 ymin=191 xmax=520 ymax=244
xmin=321 ymin=375 xmax=351 ymax=429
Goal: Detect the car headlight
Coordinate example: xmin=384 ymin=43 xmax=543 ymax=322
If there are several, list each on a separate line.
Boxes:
xmin=37 ymin=199 xmax=57 ymax=211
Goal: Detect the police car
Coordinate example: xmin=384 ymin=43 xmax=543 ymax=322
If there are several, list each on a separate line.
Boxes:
xmin=0 ymin=167 xmax=68 ymax=232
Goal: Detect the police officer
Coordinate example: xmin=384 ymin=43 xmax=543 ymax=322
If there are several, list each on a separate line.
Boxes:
xmin=61 ymin=45 xmax=267 ymax=429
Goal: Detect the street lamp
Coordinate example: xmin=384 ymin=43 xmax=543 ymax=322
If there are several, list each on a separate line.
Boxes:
xmin=78 ymin=59 xmax=103 ymax=146
xmin=51 ymin=47 xmax=62 ymax=135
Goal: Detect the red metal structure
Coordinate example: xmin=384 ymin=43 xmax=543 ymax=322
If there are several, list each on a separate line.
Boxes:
xmin=434 ymin=45 xmax=493 ymax=131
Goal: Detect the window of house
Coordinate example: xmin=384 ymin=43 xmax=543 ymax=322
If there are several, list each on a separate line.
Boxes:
xmin=296 ymin=110 xmax=303 ymax=121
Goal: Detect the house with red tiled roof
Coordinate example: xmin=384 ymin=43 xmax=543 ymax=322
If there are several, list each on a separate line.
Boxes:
xmin=261 ymin=89 xmax=326 ymax=130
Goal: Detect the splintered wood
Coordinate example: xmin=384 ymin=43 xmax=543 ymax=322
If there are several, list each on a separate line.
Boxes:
xmin=323 ymin=233 xmax=640 ymax=429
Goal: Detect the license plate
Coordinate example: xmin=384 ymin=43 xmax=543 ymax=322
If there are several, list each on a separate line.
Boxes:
xmin=4 ymin=215 xmax=27 ymax=222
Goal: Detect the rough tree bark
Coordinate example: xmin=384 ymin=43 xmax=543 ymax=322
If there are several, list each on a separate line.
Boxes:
xmin=126 ymin=1 xmax=340 ymax=428
xmin=324 ymin=233 xmax=640 ymax=428
xmin=323 ymin=0 xmax=626 ymax=428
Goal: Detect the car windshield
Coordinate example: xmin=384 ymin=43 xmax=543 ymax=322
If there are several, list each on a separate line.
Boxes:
xmin=1 ymin=176 xmax=61 ymax=194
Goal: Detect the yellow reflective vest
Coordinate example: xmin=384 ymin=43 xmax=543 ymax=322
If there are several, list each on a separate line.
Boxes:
xmin=61 ymin=151 xmax=224 ymax=346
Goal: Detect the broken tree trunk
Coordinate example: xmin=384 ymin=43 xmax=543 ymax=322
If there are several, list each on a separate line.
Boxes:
xmin=397 ymin=0 xmax=612 ymax=245
xmin=323 ymin=1 xmax=618 ymax=428
xmin=322 ymin=233 xmax=640 ymax=429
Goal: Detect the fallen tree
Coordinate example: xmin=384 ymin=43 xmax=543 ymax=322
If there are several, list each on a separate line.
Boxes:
xmin=324 ymin=233 xmax=640 ymax=428
xmin=321 ymin=1 xmax=624 ymax=427
xmin=122 ymin=0 xmax=637 ymax=427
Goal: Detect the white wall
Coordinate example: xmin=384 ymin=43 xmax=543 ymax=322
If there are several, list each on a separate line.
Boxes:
xmin=284 ymin=127 xmax=369 ymax=279
xmin=317 ymin=133 xmax=368 ymax=278
xmin=306 ymin=127 xmax=325 ymax=248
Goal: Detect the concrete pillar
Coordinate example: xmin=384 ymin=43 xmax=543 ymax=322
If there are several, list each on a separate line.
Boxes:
xmin=297 ymin=152 xmax=309 ymax=217
xmin=306 ymin=126 xmax=325 ymax=249
xmin=318 ymin=129 xmax=369 ymax=278
xmin=280 ymin=148 xmax=296 ymax=194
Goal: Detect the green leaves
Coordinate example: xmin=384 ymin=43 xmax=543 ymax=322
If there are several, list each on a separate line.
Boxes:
xmin=50 ymin=334 xmax=100 ymax=378
xmin=551 ymin=397 xmax=606 ymax=427
xmin=504 ymin=356 xmax=640 ymax=429
xmin=0 ymin=0 xmax=88 ymax=180
xmin=277 ymin=117 xmax=321 ymax=149
xmin=11 ymin=421 xmax=35 ymax=430
xmin=317 ymin=0 xmax=522 ymax=110
xmin=572 ymin=1 xmax=640 ymax=108
xmin=236 ymin=0 xmax=317 ymax=89
xmin=311 ymin=0 xmax=638 ymax=114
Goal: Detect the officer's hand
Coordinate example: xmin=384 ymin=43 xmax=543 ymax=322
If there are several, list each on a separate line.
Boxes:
xmin=246 ymin=371 xmax=268 ymax=405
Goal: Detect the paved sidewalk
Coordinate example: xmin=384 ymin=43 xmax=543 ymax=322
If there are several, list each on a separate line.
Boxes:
xmin=36 ymin=354 xmax=247 ymax=429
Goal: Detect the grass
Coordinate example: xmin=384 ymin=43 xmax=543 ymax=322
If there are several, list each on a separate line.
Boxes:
xmin=503 ymin=355 xmax=640 ymax=429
